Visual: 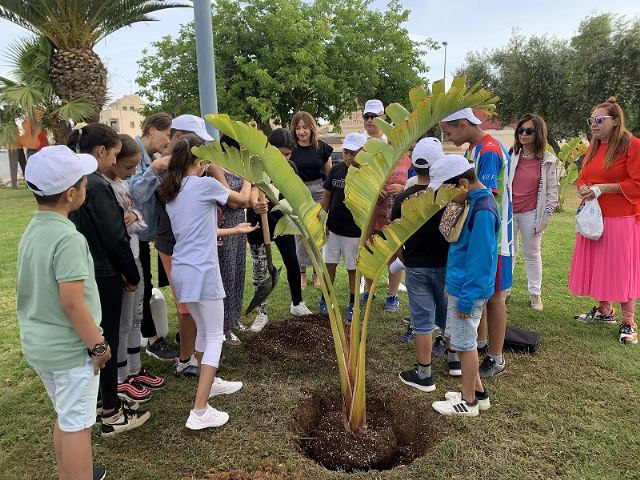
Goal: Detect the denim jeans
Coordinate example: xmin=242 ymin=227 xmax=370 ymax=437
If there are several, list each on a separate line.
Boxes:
xmin=405 ymin=267 xmax=447 ymax=335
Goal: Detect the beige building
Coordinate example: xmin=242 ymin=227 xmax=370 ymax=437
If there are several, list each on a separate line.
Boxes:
xmin=99 ymin=95 xmax=145 ymax=137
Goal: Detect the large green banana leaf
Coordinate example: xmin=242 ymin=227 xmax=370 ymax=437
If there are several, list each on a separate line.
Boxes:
xmin=193 ymin=114 xmax=327 ymax=251
xmin=345 ymin=76 xmax=497 ymax=233
xmin=357 ymin=186 xmax=462 ymax=280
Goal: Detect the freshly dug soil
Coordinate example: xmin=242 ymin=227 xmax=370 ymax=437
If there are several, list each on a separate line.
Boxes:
xmin=244 ymin=314 xmax=334 ymax=363
xmin=293 ymin=391 xmax=448 ymax=472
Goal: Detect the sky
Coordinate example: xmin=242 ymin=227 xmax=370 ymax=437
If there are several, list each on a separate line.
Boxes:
xmin=0 ymin=0 xmax=639 ymax=104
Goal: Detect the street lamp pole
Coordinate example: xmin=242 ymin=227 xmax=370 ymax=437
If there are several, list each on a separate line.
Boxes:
xmin=193 ymin=0 xmax=219 ymax=140
xmin=441 ymin=41 xmax=448 ymax=142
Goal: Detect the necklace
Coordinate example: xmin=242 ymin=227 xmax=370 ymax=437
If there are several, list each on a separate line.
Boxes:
xmin=522 ymin=149 xmax=535 ymax=157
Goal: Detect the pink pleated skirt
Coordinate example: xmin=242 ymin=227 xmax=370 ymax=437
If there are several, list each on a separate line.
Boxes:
xmin=569 ymin=216 xmax=640 ymax=302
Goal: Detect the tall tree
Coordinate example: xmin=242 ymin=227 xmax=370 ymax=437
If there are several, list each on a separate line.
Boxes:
xmin=136 ymin=0 xmax=434 ymax=131
xmin=459 ymin=14 xmax=640 ymax=142
xmin=0 ymin=0 xmax=188 ymax=122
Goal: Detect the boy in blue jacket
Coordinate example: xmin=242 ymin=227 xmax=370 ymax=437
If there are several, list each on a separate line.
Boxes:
xmin=429 ymin=155 xmax=499 ymax=417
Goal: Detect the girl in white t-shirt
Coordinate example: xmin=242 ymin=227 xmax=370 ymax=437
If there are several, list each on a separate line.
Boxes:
xmin=158 ymin=134 xmax=255 ymax=430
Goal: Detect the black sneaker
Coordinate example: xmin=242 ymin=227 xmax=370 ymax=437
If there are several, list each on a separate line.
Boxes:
xmin=145 ymin=337 xmax=178 ymax=361
xmin=101 ymin=405 xmax=151 ymax=437
xmin=448 ymin=359 xmax=462 ymax=377
xmin=432 ymin=335 xmax=447 ymax=356
xmin=93 ymin=467 xmax=107 ymax=480
xmin=479 ymin=356 xmax=506 ymax=378
xmin=399 ymin=325 xmax=415 ymax=344
xmin=477 ymin=344 xmax=488 ymax=356
xmin=399 ymin=366 xmax=436 ymax=392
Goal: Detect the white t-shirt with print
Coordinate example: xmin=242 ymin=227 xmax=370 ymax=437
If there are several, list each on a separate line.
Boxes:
xmin=166 ymin=176 xmax=230 ymax=302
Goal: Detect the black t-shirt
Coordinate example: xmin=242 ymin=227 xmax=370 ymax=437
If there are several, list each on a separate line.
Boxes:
xmin=291 ymin=140 xmax=333 ymax=182
xmin=391 ymin=184 xmax=449 ymax=268
xmin=323 ymin=162 xmax=360 ymax=238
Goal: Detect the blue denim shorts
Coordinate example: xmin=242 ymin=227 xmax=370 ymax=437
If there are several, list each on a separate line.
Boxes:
xmin=445 ymin=295 xmax=487 ymax=352
xmin=405 ymin=267 xmax=447 ymax=335
xmin=37 ymin=355 xmax=100 ymax=432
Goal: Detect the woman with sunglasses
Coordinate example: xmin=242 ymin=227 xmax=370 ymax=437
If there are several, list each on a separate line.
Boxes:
xmin=510 ymin=113 xmax=559 ymax=311
xmin=569 ymin=97 xmax=640 ymax=345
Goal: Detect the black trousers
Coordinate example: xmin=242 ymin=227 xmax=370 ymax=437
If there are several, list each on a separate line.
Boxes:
xmin=274 ymin=234 xmax=302 ymax=305
xmin=96 ymin=276 xmax=123 ymax=411
xmin=138 ymin=240 xmax=157 ymax=338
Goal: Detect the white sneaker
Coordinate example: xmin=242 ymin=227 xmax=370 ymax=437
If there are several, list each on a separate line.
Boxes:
xmin=249 ymin=313 xmax=269 ymax=332
xmin=290 ymin=302 xmax=313 ymax=316
xmin=185 ymin=404 xmax=229 ymax=430
xmin=445 ymin=391 xmax=491 ymax=411
xmin=209 ymin=377 xmax=243 ymax=397
xmin=530 ymin=294 xmax=543 ymax=311
xmin=398 ymin=282 xmax=407 ymax=292
xmin=432 ymin=397 xmax=479 ymax=417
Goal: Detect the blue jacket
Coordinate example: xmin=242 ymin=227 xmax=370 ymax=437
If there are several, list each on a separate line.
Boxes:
xmin=446 ymin=188 xmax=499 ymax=314
xmin=128 ymin=136 xmax=159 ymax=241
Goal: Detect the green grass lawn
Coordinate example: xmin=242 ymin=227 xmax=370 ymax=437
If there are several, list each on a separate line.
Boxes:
xmin=0 ymin=186 xmax=639 ymax=480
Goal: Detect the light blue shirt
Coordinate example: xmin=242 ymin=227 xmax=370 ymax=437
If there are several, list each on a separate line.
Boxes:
xmin=128 ymin=136 xmax=160 ymax=241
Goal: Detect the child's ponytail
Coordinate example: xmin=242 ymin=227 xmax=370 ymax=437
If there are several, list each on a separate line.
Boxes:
xmin=158 ymin=134 xmax=205 ymax=202
xmin=66 ymin=123 xmax=120 ymax=154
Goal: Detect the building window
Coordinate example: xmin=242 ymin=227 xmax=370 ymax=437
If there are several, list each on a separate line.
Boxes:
xmin=122 ymin=106 xmax=127 ymax=110
xmin=110 ymin=121 xmax=119 ymax=132
xmin=130 ymin=106 xmax=136 ymax=111
xmin=130 ymin=121 xmax=135 ymax=128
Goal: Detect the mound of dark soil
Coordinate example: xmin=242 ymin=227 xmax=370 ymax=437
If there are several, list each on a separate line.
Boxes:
xmin=292 ymin=391 xmax=448 ymax=472
xmin=244 ymin=314 xmax=334 ymax=363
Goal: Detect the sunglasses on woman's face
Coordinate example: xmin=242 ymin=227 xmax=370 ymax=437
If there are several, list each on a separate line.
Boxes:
xmin=517 ymin=127 xmax=536 ymax=135
xmin=587 ymin=115 xmax=613 ymax=126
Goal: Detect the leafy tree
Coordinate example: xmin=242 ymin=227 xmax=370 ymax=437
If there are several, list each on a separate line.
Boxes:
xmin=458 ymin=14 xmax=640 ymax=144
xmin=0 ymin=0 xmax=188 ymax=122
xmin=136 ymin=0 xmax=434 ymax=131
xmin=192 ymin=76 xmax=497 ymax=432
xmin=0 ymin=36 xmax=92 ymax=144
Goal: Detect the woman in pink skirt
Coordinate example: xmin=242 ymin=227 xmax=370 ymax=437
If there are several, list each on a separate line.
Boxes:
xmin=569 ymin=97 xmax=640 ymax=344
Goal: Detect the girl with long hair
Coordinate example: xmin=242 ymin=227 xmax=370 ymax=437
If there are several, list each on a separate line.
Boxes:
xmin=158 ymin=134 xmax=255 ymax=429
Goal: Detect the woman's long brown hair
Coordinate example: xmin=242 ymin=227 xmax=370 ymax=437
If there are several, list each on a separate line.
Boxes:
xmin=513 ymin=113 xmax=548 ymax=159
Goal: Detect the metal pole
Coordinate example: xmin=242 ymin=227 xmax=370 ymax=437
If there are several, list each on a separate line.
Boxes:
xmin=193 ymin=0 xmax=219 ymax=140
xmin=441 ymin=41 xmax=448 ymax=143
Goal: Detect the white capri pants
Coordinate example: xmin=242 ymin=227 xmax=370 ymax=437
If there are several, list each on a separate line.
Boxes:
xmin=185 ymin=299 xmax=225 ymax=367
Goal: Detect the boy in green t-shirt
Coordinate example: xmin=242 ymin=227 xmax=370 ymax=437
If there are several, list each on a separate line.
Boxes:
xmin=17 ymin=146 xmax=111 ymax=480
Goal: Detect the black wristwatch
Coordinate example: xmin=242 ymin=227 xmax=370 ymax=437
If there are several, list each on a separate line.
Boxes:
xmin=89 ymin=341 xmax=108 ymax=357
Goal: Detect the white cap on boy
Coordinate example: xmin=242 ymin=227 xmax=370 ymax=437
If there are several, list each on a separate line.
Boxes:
xmin=341 ymin=132 xmax=367 ymax=151
xmin=363 ymin=99 xmax=384 ymax=115
xmin=428 ymin=154 xmax=474 ymax=190
xmin=25 ymin=145 xmax=97 ymax=196
xmin=411 ymin=137 xmax=444 ymax=168
xmin=441 ymin=107 xmax=482 ymax=125
xmin=171 ymin=114 xmax=214 ymax=142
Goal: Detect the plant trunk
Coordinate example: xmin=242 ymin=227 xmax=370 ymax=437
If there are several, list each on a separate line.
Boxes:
xmin=49 ymin=48 xmax=107 ymax=123
xmin=255 ymin=120 xmax=272 ymax=135
xmin=548 ymin=133 xmax=561 ymax=154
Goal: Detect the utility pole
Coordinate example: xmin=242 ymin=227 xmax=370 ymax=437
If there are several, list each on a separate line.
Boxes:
xmin=193 ymin=0 xmax=219 ymax=140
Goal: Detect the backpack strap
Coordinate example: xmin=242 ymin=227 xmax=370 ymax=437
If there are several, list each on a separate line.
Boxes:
xmin=467 ymin=195 xmax=500 ymax=233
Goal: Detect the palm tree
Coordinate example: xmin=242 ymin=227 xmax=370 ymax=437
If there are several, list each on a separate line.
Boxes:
xmin=0 ymin=1 xmax=189 ymax=122
xmin=0 ymin=35 xmax=92 ymax=144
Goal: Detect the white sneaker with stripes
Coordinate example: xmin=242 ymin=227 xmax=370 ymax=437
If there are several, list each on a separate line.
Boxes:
xmin=432 ymin=397 xmax=479 ymax=417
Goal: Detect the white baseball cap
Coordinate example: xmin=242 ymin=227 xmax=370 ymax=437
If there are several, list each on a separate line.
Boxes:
xmin=341 ymin=132 xmax=367 ymax=151
xmin=363 ymin=99 xmax=384 ymax=115
xmin=428 ymin=154 xmax=474 ymax=190
xmin=171 ymin=114 xmax=213 ymax=141
xmin=441 ymin=107 xmax=482 ymax=125
xmin=25 ymin=145 xmax=97 ymax=196
xmin=411 ymin=137 xmax=444 ymax=168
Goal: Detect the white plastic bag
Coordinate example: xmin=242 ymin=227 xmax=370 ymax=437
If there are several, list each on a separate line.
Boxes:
xmin=576 ymin=199 xmax=603 ymax=240
xmin=149 ymin=287 xmax=169 ymax=339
